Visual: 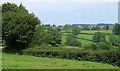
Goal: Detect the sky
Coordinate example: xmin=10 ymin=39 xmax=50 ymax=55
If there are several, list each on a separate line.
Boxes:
xmin=0 ymin=0 xmax=119 ymax=25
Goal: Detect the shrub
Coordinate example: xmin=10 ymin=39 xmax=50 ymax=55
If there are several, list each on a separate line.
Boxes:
xmin=96 ymin=42 xmax=110 ymax=50
xmin=89 ymin=42 xmax=110 ymax=50
xmin=21 ymin=47 xmax=119 ymax=66
xmin=65 ymin=34 xmax=81 ymax=47
xmin=92 ymin=32 xmax=107 ymax=43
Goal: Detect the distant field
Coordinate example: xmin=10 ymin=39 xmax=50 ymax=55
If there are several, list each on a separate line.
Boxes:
xmin=2 ymin=53 xmax=118 ymax=69
xmin=61 ymin=30 xmax=113 ymax=47
xmin=61 ymin=30 xmax=112 ymax=34
xmin=81 ymin=30 xmax=112 ymax=34
xmin=77 ymin=34 xmax=93 ymax=40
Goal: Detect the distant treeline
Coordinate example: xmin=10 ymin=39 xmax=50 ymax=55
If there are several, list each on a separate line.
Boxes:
xmin=72 ymin=23 xmax=114 ymax=27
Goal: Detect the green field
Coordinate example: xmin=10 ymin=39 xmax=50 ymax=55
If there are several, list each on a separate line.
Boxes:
xmin=81 ymin=30 xmax=112 ymax=34
xmin=61 ymin=30 xmax=113 ymax=47
xmin=2 ymin=53 xmax=118 ymax=69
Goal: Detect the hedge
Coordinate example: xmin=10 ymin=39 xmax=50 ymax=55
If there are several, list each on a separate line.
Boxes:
xmin=21 ymin=47 xmax=120 ymax=67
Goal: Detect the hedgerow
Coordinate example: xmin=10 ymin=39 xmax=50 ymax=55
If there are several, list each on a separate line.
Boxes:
xmin=21 ymin=46 xmax=120 ymax=67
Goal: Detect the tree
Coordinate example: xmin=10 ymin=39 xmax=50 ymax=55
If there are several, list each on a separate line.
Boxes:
xmin=2 ymin=2 xmax=28 ymax=13
xmin=113 ymin=23 xmax=120 ymax=35
xmin=83 ymin=26 xmax=90 ymax=30
xmin=2 ymin=3 xmax=40 ymax=50
xmin=47 ymin=28 xmax=62 ymax=47
xmin=108 ymin=34 xmax=118 ymax=46
xmin=58 ymin=25 xmax=63 ymax=27
xmin=52 ymin=24 xmax=56 ymax=27
xmin=72 ymin=27 xmax=81 ymax=36
xmin=89 ymin=42 xmax=110 ymax=50
xmin=106 ymin=25 xmax=109 ymax=30
xmin=92 ymin=32 xmax=107 ymax=42
xmin=94 ymin=26 xmax=100 ymax=30
xmin=30 ymin=25 xmax=48 ymax=47
xmin=65 ymin=34 xmax=81 ymax=47
xmin=96 ymin=42 xmax=110 ymax=50
xmin=56 ymin=27 xmax=62 ymax=31
xmin=64 ymin=24 xmax=71 ymax=32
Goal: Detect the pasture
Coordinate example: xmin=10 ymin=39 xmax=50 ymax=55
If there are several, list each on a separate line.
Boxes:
xmin=2 ymin=53 xmax=118 ymax=69
xmin=61 ymin=30 xmax=113 ymax=47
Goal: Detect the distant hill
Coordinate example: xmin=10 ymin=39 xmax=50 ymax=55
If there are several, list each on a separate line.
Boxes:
xmin=71 ymin=23 xmax=114 ymax=27
xmin=97 ymin=23 xmax=114 ymax=26
xmin=72 ymin=24 xmax=96 ymax=27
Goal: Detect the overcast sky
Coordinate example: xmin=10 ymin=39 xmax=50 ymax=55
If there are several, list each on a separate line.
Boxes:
xmin=0 ymin=0 xmax=119 ymax=25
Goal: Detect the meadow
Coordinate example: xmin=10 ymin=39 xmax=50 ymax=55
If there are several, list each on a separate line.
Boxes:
xmin=2 ymin=29 xmax=119 ymax=69
xmin=2 ymin=53 xmax=118 ymax=69
xmin=61 ymin=30 xmax=113 ymax=47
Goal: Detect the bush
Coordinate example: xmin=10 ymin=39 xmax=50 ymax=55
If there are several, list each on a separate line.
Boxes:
xmin=92 ymin=32 xmax=107 ymax=42
xmin=89 ymin=42 xmax=110 ymax=50
xmin=96 ymin=42 xmax=110 ymax=50
xmin=65 ymin=34 xmax=81 ymax=47
xmin=21 ymin=47 xmax=119 ymax=66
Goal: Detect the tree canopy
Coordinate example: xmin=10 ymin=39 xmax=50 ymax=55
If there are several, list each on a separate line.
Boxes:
xmin=2 ymin=2 xmax=40 ymax=50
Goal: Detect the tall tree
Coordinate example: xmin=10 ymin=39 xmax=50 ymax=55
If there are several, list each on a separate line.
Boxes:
xmin=2 ymin=3 xmax=40 ymax=50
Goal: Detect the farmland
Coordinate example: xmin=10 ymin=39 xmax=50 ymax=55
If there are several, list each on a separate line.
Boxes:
xmin=1 ymin=2 xmax=120 ymax=70
xmin=61 ymin=30 xmax=113 ymax=47
xmin=2 ymin=53 xmax=118 ymax=69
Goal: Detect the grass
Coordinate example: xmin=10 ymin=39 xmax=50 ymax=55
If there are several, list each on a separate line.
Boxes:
xmin=61 ymin=30 xmax=114 ymax=47
xmin=77 ymin=39 xmax=95 ymax=47
xmin=81 ymin=30 xmax=112 ymax=34
xmin=77 ymin=34 xmax=93 ymax=40
xmin=62 ymin=35 xmax=94 ymax=47
xmin=2 ymin=53 xmax=118 ymax=69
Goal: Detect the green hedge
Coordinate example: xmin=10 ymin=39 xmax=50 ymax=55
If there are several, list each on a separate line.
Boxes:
xmin=21 ymin=47 xmax=120 ymax=67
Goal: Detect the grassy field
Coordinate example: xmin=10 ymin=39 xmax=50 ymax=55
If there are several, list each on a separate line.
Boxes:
xmin=77 ymin=34 xmax=93 ymax=40
xmin=2 ymin=53 xmax=118 ymax=69
xmin=81 ymin=30 xmax=112 ymax=34
xmin=61 ymin=30 xmax=113 ymax=47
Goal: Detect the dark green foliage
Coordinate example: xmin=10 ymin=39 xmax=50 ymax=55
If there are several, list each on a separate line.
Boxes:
xmin=113 ymin=23 xmax=120 ymax=35
xmin=96 ymin=42 xmax=110 ymax=50
xmin=106 ymin=25 xmax=109 ymax=30
xmin=65 ymin=34 xmax=81 ymax=47
xmin=47 ymin=27 xmax=62 ymax=46
xmin=45 ymin=24 xmax=51 ymax=27
xmin=64 ymin=24 xmax=71 ymax=32
xmin=94 ymin=26 xmax=100 ymax=30
xmin=83 ymin=26 xmax=90 ymax=30
xmin=108 ymin=34 xmax=118 ymax=46
xmin=56 ymin=27 xmax=62 ymax=31
xmin=87 ymin=42 xmax=110 ymax=50
xmin=58 ymin=25 xmax=63 ymax=27
xmin=2 ymin=2 xmax=28 ymax=13
xmin=92 ymin=32 xmax=107 ymax=42
xmin=52 ymin=24 xmax=56 ymax=27
xmin=72 ymin=28 xmax=81 ymax=36
xmin=21 ymin=47 xmax=119 ymax=66
xmin=2 ymin=3 xmax=40 ymax=50
xmin=30 ymin=25 xmax=48 ymax=47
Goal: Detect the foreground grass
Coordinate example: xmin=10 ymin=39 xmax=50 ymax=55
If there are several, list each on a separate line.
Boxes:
xmin=2 ymin=53 xmax=118 ymax=69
